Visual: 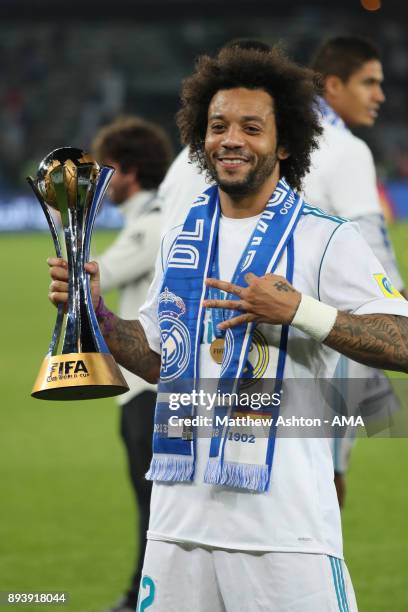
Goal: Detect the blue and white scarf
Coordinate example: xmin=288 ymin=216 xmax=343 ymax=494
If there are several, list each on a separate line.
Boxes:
xmin=317 ymin=96 xmax=348 ymax=131
xmin=146 ymin=178 xmax=304 ymax=492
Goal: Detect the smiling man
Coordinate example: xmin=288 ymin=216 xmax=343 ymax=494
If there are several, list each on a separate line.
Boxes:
xmin=48 ymin=45 xmax=408 ymax=611
xmin=204 ymin=87 xmax=288 ymax=214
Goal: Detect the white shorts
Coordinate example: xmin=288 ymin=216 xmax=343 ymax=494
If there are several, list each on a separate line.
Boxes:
xmin=137 ymin=540 xmax=357 ymax=612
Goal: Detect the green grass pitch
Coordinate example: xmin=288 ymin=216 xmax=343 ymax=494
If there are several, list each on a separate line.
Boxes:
xmin=1 ymin=225 xmax=407 ymax=611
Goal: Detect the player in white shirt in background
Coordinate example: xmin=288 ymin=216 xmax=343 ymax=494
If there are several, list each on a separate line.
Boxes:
xmin=304 ymin=35 xmax=404 ymax=293
xmin=91 ymin=117 xmax=173 ymax=612
xmin=302 ymin=36 xmax=407 ymax=506
xmin=48 ymin=45 xmax=408 ymax=612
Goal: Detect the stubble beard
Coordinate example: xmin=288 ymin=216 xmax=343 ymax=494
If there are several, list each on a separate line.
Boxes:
xmin=205 ymin=151 xmax=279 ymax=200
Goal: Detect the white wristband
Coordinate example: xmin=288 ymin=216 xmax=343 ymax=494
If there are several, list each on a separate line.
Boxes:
xmin=291 ymin=294 xmax=338 ymax=342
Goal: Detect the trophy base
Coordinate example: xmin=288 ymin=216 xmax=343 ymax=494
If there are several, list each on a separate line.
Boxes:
xmin=32 ymin=352 xmax=130 ymax=400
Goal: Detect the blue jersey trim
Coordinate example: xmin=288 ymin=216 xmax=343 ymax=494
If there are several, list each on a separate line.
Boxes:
xmin=317 ymin=223 xmax=346 ymax=301
xmin=302 ymin=204 xmax=348 ymax=224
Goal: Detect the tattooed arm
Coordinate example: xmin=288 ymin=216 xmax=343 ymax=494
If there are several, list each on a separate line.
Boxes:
xmin=98 ymin=314 xmax=160 ymax=383
xmin=324 ymin=312 xmax=408 ymax=373
xmin=204 ymin=273 xmax=408 ymax=374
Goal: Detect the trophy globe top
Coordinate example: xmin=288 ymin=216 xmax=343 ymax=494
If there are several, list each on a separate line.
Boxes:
xmin=36 ymin=147 xmax=100 ymax=210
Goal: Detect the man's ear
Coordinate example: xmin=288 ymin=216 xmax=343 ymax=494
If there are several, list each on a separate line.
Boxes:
xmin=125 ymin=166 xmax=139 ymax=184
xmin=277 ymin=146 xmax=290 ymax=161
xmin=325 ymin=75 xmax=345 ymax=98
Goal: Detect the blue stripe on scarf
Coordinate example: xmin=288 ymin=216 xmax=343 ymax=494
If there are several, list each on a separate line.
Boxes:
xmin=263 ymin=236 xmax=295 ymax=489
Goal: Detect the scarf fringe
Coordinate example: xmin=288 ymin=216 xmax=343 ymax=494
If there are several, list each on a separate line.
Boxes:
xmin=146 ymin=456 xmax=194 ymax=482
xmin=203 ymin=459 xmax=269 ymax=492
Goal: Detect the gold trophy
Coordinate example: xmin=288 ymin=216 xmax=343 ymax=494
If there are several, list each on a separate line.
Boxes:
xmin=28 ymin=147 xmax=129 ymax=400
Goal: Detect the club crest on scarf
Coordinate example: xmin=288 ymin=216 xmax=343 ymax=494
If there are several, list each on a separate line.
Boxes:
xmin=159 ymin=287 xmax=191 ymax=381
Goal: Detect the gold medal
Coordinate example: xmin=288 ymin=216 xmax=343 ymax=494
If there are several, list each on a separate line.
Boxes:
xmin=210 ymin=338 xmax=225 ymax=364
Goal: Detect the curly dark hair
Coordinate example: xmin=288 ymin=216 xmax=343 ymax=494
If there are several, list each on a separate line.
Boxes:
xmin=92 ymin=116 xmax=173 ymax=190
xmin=177 ymin=46 xmax=322 ymax=192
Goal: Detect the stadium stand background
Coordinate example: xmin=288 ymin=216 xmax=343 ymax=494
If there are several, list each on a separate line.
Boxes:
xmin=1 ymin=0 xmax=407 ymax=228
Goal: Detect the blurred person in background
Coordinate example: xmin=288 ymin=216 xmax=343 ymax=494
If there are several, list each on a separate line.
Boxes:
xmin=303 ymin=36 xmax=407 ymax=507
xmin=92 ymin=116 xmax=173 ymax=612
xmin=304 ymin=35 xmax=404 ymax=296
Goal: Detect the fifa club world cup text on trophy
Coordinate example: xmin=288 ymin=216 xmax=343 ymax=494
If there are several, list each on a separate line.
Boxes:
xmin=28 ymin=147 xmax=129 ymax=400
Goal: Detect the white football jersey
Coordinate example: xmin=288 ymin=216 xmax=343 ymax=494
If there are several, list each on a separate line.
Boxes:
xmin=139 ymin=204 xmax=408 ymax=558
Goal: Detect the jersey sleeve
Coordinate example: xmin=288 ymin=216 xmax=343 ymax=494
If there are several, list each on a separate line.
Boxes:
xmin=354 ymin=214 xmax=404 ymax=291
xmin=138 ymin=250 xmax=163 ymax=355
xmin=323 ymin=136 xmax=381 ymax=219
xmin=318 ymin=222 xmax=408 ymax=317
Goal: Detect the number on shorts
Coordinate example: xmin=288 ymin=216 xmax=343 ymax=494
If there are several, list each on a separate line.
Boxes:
xmin=137 ymin=575 xmax=156 ymax=611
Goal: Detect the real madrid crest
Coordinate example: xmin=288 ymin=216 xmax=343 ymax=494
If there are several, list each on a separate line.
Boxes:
xmin=159 ymin=287 xmax=191 ymax=381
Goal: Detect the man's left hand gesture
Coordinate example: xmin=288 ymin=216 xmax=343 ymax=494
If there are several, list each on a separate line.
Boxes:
xmin=204 ymin=273 xmax=301 ymax=329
